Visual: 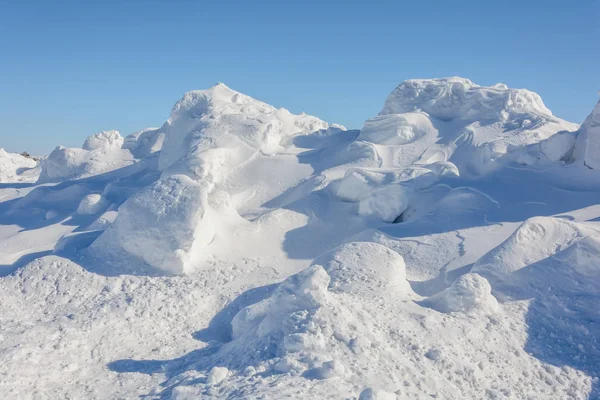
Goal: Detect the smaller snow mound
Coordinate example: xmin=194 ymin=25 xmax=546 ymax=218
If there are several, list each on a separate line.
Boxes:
xmin=0 ymin=148 xmax=38 ymax=183
xmin=359 ymin=388 xmax=397 ymax=400
xmin=38 ymin=132 xmax=135 ymax=182
xmin=76 ymin=194 xmax=109 ymax=215
xmin=82 ymin=130 xmax=124 ymax=150
xmin=231 ymin=264 xmax=329 ymax=341
xmin=310 ymin=242 xmax=412 ymax=297
xmin=422 ymin=273 xmax=499 ymax=314
xmin=472 ymin=216 xmax=592 ymax=278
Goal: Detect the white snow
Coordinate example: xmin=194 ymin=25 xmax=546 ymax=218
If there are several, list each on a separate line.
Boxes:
xmin=38 ymin=131 xmax=135 ymax=182
xmin=422 ymin=273 xmax=499 ymax=314
xmin=574 ymin=99 xmax=600 ymax=169
xmin=2 ymin=78 xmax=600 ymax=399
xmin=0 ymin=148 xmax=38 ymax=183
xmin=82 ymin=130 xmax=124 ymax=151
xmin=76 ymin=194 xmax=110 ymax=215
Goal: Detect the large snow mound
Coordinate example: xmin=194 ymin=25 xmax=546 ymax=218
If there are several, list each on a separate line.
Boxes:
xmin=360 ymin=77 xmax=579 ymax=176
xmin=91 ymin=83 xmax=343 ymax=274
xmin=0 ymin=148 xmax=38 ymax=183
xmin=158 ymin=82 xmax=342 ymax=173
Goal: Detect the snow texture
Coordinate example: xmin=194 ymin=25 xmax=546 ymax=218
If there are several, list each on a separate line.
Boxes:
xmin=0 ymin=148 xmax=38 ymax=183
xmin=2 ymin=78 xmax=600 ymax=400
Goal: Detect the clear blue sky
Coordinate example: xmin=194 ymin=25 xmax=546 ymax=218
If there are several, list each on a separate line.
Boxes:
xmin=1 ymin=0 xmax=599 ymax=155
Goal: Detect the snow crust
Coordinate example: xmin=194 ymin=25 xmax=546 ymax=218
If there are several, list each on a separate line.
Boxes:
xmin=2 ymin=78 xmax=600 ymax=399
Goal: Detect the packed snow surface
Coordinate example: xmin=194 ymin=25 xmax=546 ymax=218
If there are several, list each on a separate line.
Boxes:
xmin=2 ymin=78 xmax=600 ymax=399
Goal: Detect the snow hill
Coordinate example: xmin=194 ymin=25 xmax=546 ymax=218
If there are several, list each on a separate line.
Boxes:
xmin=2 ymin=78 xmax=600 ymax=399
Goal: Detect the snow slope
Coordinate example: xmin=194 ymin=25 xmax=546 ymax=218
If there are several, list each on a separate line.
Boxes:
xmin=2 ymin=79 xmax=600 ymax=399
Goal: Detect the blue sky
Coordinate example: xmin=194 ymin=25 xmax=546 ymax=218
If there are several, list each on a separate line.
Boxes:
xmin=1 ymin=0 xmax=599 ymax=154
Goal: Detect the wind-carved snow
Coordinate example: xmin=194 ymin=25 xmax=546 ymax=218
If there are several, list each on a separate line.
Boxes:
xmin=2 ymin=78 xmax=600 ymax=399
xmin=90 ymin=83 xmax=343 ymax=275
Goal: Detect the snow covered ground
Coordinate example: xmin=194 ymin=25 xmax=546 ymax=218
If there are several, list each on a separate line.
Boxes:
xmin=2 ymin=78 xmax=600 ymax=399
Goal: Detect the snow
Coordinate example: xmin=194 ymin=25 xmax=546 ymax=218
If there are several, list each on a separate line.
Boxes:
xmin=82 ymin=130 xmax=124 ymax=151
xmin=575 ymin=99 xmax=600 ymax=169
xmin=0 ymin=148 xmax=38 ymax=183
xmin=38 ymin=133 xmax=135 ymax=182
xmin=422 ymin=273 xmax=499 ymax=314
xmin=2 ymin=78 xmax=600 ymax=399
xmin=76 ymin=194 xmax=110 ymax=215
xmin=90 ymin=83 xmax=342 ymax=274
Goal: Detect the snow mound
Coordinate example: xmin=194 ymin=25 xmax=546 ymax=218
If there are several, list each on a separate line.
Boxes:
xmin=76 ymin=194 xmax=110 ymax=215
xmin=92 ymin=83 xmax=342 ymax=274
xmin=363 ymin=78 xmax=579 ymax=176
xmin=472 ymin=216 xmax=594 ymax=278
xmin=82 ymin=130 xmax=124 ymax=151
xmin=0 ymin=148 xmax=38 ymax=183
xmin=158 ymin=82 xmax=338 ymax=173
xmin=39 ymin=130 xmax=135 ymax=182
xmin=89 ymin=175 xmax=217 ymax=275
xmin=310 ymin=242 xmax=412 ymax=296
xmin=422 ymin=273 xmax=499 ymax=314
xmin=359 ymin=388 xmax=397 ymax=400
